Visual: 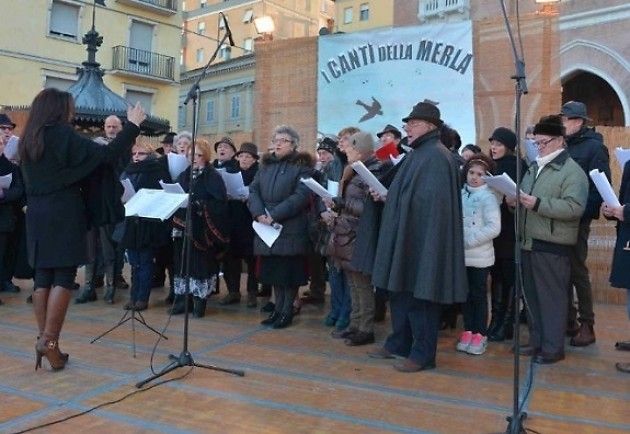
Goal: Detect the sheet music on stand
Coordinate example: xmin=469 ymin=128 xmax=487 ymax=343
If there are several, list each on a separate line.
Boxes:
xmin=589 ymin=169 xmax=620 ymax=207
xmin=159 ymin=180 xmax=188 ymax=208
xmin=124 ymin=189 xmax=189 ymax=220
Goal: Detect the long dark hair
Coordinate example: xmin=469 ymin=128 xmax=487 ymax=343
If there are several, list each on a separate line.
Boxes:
xmin=19 ymin=88 xmax=74 ymax=163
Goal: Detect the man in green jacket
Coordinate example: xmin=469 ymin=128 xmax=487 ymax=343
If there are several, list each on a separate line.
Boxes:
xmin=509 ymin=115 xmax=589 ymax=364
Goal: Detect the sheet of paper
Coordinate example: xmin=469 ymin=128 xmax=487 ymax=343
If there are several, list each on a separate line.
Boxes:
xmin=252 ymin=221 xmax=283 ymax=248
xmin=238 ymin=186 xmax=249 ymax=198
xmin=327 ymin=180 xmax=339 ymax=197
xmin=390 ymin=154 xmax=405 ymax=166
xmin=167 ymin=153 xmax=190 ymax=181
xmin=3 ymin=136 xmax=18 ymax=161
xmin=124 ymin=188 xmax=189 ymax=220
xmin=589 ymin=169 xmax=620 ymax=207
xmin=615 ymin=147 xmax=630 ymax=172
xmin=120 ymin=178 xmax=136 ymax=203
xmin=0 ymin=173 xmax=12 ymax=190
xmin=300 ymin=177 xmax=333 ymax=199
xmin=351 ymin=161 xmax=388 ymax=196
xmin=220 ymin=171 xmax=246 ymax=198
xmin=483 ymin=173 xmax=520 ymax=199
xmin=159 ymin=180 xmax=188 ymax=208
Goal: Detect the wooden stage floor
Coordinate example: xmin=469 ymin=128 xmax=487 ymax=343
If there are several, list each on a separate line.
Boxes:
xmin=0 ymin=278 xmax=628 ymax=434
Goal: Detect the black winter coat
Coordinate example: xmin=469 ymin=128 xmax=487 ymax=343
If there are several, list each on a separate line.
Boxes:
xmin=248 ymin=151 xmax=315 ymax=256
xmin=0 ymin=155 xmax=24 ymax=233
xmin=119 ymin=157 xmax=172 ymax=250
xmin=21 ymin=122 xmax=139 ymax=268
xmin=174 ymin=165 xmax=230 ymax=270
xmin=229 ymin=162 xmax=258 ymax=257
xmin=565 ymin=127 xmax=610 ymax=221
xmin=609 ymin=161 xmax=630 ymax=288
xmin=492 ymin=154 xmax=527 ymax=259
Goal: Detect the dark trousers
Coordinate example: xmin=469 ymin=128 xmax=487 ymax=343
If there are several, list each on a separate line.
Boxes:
xmin=567 ymin=220 xmax=595 ymax=325
xmin=0 ymin=232 xmax=9 ymax=282
xmin=223 ymin=254 xmax=258 ymax=295
xmin=384 ymin=292 xmax=442 ymax=366
xmin=273 ymin=285 xmax=299 ymax=315
xmin=463 ymin=267 xmax=489 ymax=334
xmin=307 ymin=252 xmax=327 ymax=298
xmin=153 ymin=240 xmax=174 ymax=288
xmin=522 ymin=250 xmax=569 ymax=355
xmin=490 ymin=257 xmax=515 ymax=322
xmin=127 ymin=248 xmax=154 ymax=303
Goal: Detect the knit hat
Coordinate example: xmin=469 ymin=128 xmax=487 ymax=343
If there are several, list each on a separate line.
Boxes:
xmin=489 ymin=127 xmax=517 ymax=151
xmin=533 ymin=115 xmax=566 ymax=137
xmin=214 ymin=136 xmax=236 ymax=153
xmin=402 ymin=101 xmax=443 ymax=128
xmin=560 ymin=101 xmax=591 ymax=121
xmin=236 ymin=142 xmax=259 ymax=159
xmin=349 ymin=131 xmax=374 ymax=155
xmin=317 ymin=136 xmax=338 ymax=155
xmin=376 ymin=124 xmax=402 ymax=139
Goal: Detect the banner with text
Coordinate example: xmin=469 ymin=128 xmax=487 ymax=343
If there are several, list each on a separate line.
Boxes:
xmin=318 ymin=22 xmax=475 ymax=145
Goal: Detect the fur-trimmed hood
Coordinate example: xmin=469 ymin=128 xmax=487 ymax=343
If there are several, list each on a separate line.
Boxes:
xmin=261 ymin=150 xmax=316 ymax=168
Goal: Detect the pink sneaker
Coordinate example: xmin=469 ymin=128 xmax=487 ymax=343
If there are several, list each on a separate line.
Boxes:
xmin=467 ymin=333 xmax=488 ymax=355
xmin=456 ymin=330 xmax=473 ymax=352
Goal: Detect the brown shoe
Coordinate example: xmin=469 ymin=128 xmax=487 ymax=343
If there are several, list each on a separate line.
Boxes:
xmin=570 ymin=322 xmax=596 ymax=347
xmin=615 ymin=362 xmax=630 ymax=373
xmin=393 ymin=358 xmax=436 ymax=373
xmin=219 ymin=293 xmax=241 ymax=305
xmin=367 ymin=347 xmax=395 ymax=359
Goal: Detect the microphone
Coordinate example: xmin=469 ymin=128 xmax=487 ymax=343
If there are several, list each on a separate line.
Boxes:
xmin=220 ymin=12 xmax=235 ymax=47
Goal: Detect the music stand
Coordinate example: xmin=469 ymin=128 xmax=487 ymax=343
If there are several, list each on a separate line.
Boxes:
xmin=90 ymin=307 xmax=168 ymax=358
xmin=136 ymin=13 xmax=245 ymax=388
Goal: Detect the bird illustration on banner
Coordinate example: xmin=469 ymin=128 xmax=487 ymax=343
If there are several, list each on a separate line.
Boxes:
xmin=356 ymin=97 xmax=383 ymax=122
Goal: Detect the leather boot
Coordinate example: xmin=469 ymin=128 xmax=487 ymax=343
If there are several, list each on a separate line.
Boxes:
xmin=75 ymin=283 xmax=96 ymax=304
xmin=570 ymin=322 xmax=596 ymax=347
xmin=489 ymin=287 xmax=514 ymax=342
xmin=33 ymin=288 xmax=69 ymax=363
xmin=36 ymin=287 xmax=71 ymax=371
xmin=193 ymin=296 xmax=207 ymax=318
xmin=168 ymin=294 xmax=189 ymax=315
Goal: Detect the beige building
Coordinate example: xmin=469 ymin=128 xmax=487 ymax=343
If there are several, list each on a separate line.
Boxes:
xmin=0 ymin=0 xmax=182 ymax=126
xmin=182 ymin=0 xmax=335 ymax=72
xmin=334 ymin=0 xmax=395 ymax=33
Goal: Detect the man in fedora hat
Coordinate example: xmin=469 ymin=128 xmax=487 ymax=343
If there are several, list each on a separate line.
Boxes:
xmin=560 ymin=101 xmax=610 ymax=347
xmin=376 ymin=124 xmax=402 ymax=148
xmin=156 ymin=132 xmax=176 ymax=155
xmin=368 ymin=101 xmax=467 ymax=372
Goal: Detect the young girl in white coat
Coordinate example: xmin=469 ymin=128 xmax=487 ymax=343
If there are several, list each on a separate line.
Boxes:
xmin=456 ymin=154 xmax=501 ymax=355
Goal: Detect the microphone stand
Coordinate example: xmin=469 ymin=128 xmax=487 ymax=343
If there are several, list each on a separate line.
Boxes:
xmin=499 ymin=1 xmax=528 ymax=433
xmin=136 ymin=28 xmax=244 ymax=388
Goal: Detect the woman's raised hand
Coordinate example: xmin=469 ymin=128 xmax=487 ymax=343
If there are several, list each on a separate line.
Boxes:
xmin=127 ymin=102 xmax=147 ymax=127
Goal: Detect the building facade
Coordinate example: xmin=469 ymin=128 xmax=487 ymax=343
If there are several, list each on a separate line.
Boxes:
xmin=182 ymin=0 xmax=335 ymax=72
xmin=0 ymin=0 xmax=182 ymax=127
xmin=334 ymin=0 xmax=395 ymax=33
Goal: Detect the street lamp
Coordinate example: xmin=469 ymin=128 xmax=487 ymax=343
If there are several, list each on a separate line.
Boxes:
xmin=254 ymin=16 xmax=275 ymax=41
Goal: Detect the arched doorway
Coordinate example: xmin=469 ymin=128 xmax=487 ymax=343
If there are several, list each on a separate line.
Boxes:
xmin=562 ymin=71 xmax=625 ymax=126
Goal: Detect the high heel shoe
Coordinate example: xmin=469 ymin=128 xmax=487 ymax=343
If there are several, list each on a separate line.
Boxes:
xmin=37 ymin=336 xmax=69 ymax=363
xmin=35 ymin=338 xmax=67 ymax=371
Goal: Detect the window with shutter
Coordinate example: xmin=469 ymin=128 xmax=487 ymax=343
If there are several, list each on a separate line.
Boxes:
xmin=126 ymin=90 xmax=153 ymax=114
xmin=49 ymin=1 xmax=80 ymax=39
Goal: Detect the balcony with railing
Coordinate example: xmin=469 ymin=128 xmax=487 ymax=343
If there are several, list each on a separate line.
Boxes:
xmin=419 ymin=0 xmax=470 ymax=22
xmin=116 ymin=0 xmax=177 ymax=15
xmin=111 ymin=46 xmax=175 ymax=82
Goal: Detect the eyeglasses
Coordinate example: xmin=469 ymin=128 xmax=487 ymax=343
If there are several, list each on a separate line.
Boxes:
xmin=0 ymin=126 xmax=14 ymax=131
xmin=534 ymin=137 xmax=556 ymax=147
xmin=271 ymin=138 xmax=293 ymax=145
xmin=132 ymin=151 xmax=149 ymax=156
xmin=403 ymin=121 xmax=426 ymax=129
